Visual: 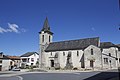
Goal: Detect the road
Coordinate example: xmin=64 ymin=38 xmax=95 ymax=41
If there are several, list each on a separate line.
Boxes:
xmin=0 ymin=76 xmax=20 ymax=80
xmin=0 ymin=69 xmax=119 ymax=80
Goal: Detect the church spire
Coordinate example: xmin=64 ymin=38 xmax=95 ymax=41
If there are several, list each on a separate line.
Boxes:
xmin=40 ymin=17 xmax=53 ymax=35
xmin=42 ymin=17 xmax=50 ymax=31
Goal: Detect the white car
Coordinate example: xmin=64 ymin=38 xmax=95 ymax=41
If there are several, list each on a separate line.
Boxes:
xmin=12 ymin=67 xmax=20 ymax=71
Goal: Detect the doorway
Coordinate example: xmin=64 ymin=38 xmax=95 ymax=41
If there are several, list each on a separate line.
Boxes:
xmin=90 ymin=60 xmax=94 ymax=68
xmin=51 ymin=60 xmax=54 ymax=67
xmin=0 ymin=65 xmax=2 ymax=71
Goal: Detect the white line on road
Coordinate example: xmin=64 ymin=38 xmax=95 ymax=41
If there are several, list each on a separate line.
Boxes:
xmin=16 ymin=76 xmax=23 ymax=80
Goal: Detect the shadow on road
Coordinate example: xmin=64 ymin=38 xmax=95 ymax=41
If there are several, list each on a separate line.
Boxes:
xmin=84 ymin=72 xmax=119 ymax=80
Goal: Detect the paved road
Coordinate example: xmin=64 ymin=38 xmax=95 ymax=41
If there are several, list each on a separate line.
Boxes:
xmin=0 ymin=76 xmax=20 ymax=80
xmin=0 ymin=69 xmax=119 ymax=80
xmin=19 ymin=72 xmax=100 ymax=80
xmin=84 ymin=72 xmax=119 ymax=80
xmin=0 ymin=71 xmax=100 ymax=80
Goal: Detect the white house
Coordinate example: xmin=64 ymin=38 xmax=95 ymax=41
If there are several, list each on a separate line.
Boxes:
xmin=0 ymin=52 xmax=12 ymax=71
xmin=39 ymin=17 xmax=120 ymax=70
xmin=20 ymin=52 xmax=39 ymax=68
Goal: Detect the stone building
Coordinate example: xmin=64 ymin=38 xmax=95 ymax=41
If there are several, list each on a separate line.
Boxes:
xmin=0 ymin=52 xmax=20 ymax=71
xmin=39 ymin=17 xmax=120 ymax=70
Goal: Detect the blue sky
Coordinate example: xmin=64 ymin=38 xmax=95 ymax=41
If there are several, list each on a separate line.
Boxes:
xmin=0 ymin=0 xmax=120 ymax=56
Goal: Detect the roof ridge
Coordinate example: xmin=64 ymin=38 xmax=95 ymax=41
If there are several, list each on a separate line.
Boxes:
xmin=51 ymin=37 xmax=99 ymax=43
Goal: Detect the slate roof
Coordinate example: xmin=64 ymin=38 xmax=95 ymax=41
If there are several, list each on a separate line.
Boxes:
xmin=45 ymin=37 xmax=99 ymax=52
xmin=39 ymin=17 xmax=53 ymax=35
xmin=100 ymin=42 xmax=117 ymax=48
xmin=21 ymin=52 xmax=38 ymax=57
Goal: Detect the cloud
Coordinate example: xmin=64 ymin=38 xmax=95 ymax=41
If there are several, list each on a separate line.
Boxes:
xmin=8 ymin=23 xmax=19 ymax=33
xmin=0 ymin=27 xmax=7 ymax=33
xmin=0 ymin=23 xmax=26 ymax=34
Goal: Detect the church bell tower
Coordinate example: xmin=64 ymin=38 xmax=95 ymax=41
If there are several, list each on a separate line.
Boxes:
xmin=39 ymin=17 xmax=53 ymax=68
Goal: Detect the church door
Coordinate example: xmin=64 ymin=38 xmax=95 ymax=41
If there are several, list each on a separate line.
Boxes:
xmin=0 ymin=65 xmax=2 ymax=71
xmin=90 ymin=60 xmax=94 ymax=68
xmin=51 ymin=60 xmax=54 ymax=67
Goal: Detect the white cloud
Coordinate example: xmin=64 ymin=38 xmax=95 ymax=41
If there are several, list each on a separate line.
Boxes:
xmin=0 ymin=27 xmax=6 ymax=33
xmin=0 ymin=23 xmax=26 ymax=34
xmin=8 ymin=23 xmax=19 ymax=33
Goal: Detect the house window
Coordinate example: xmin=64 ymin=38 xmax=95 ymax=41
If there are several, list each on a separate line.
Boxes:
xmin=28 ymin=58 xmax=30 ymax=63
xmin=91 ymin=49 xmax=93 ymax=55
xmin=63 ymin=52 xmax=65 ymax=56
xmin=31 ymin=58 xmax=34 ymax=62
xmin=49 ymin=36 xmax=51 ymax=42
xmin=104 ymin=58 xmax=108 ymax=64
xmin=22 ymin=58 xmax=27 ymax=62
xmin=0 ymin=60 xmax=2 ymax=63
xmin=77 ymin=51 xmax=79 ymax=57
xmin=42 ymin=35 xmax=44 ymax=42
xmin=109 ymin=53 xmax=111 ymax=56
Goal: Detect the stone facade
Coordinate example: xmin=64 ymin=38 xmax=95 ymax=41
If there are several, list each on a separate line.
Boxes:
xmin=39 ymin=18 xmax=120 ymax=70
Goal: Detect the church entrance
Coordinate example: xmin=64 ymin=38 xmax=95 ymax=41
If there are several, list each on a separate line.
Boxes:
xmin=90 ymin=60 xmax=94 ymax=68
xmin=0 ymin=65 xmax=2 ymax=71
xmin=50 ymin=60 xmax=54 ymax=67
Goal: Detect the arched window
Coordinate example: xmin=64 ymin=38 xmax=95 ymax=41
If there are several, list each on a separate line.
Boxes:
xmin=63 ymin=52 xmax=65 ymax=56
xmin=109 ymin=53 xmax=111 ymax=56
xmin=42 ymin=35 xmax=44 ymax=42
xmin=51 ymin=52 xmax=52 ymax=56
xmin=68 ymin=51 xmax=71 ymax=57
xmin=77 ymin=51 xmax=79 ymax=57
xmin=49 ymin=35 xmax=51 ymax=42
xmin=91 ymin=49 xmax=93 ymax=55
xmin=55 ymin=53 xmax=58 ymax=58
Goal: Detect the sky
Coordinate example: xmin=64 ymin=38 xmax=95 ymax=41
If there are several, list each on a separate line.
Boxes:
xmin=0 ymin=0 xmax=120 ymax=56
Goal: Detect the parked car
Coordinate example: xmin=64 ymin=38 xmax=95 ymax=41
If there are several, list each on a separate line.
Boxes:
xmin=12 ymin=67 xmax=20 ymax=71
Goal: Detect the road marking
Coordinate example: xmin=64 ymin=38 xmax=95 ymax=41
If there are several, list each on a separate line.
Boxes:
xmin=16 ymin=76 xmax=23 ymax=80
xmin=73 ymin=73 xmax=81 ymax=75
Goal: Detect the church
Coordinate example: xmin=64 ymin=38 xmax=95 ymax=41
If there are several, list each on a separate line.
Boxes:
xmin=39 ymin=17 xmax=120 ymax=70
